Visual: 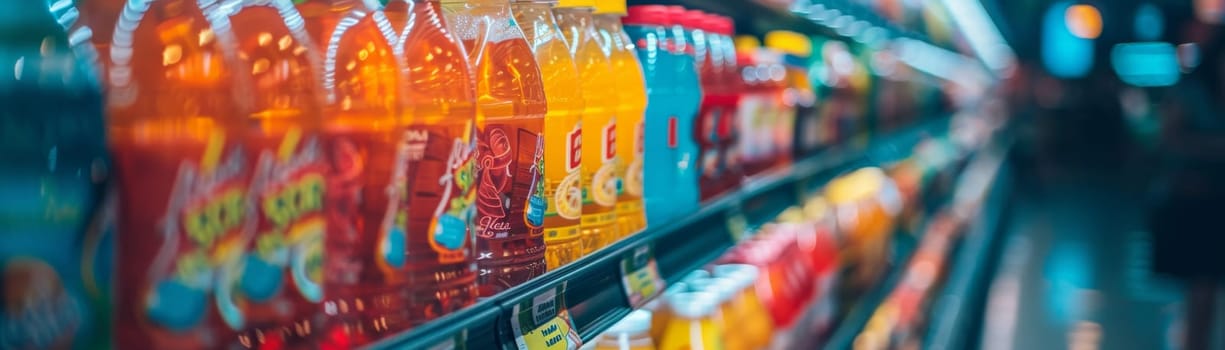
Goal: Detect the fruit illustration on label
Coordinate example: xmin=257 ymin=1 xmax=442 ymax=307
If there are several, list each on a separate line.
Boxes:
xmin=525 ymin=135 xmax=546 ymax=228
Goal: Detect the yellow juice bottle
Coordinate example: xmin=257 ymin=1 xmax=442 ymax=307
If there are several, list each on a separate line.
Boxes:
xmin=594 ymin=0 xmax=648 ymax=237
xmin=659 ymin=292 xmax=723 ymax=350
xmin=555 ymin=0 xmax=620 ymax=253
xmin=512 ymin=0 xmax=587 ymax=269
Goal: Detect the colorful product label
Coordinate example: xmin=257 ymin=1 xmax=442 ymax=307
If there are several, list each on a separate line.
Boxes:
xmin=474 ymin=125 xmax=546 ymax=239
xmin=580 ymin=117 xmax=618 ymax=233
xmin=399 ymin=123 xmax=476 ymax=265
xmin=0 ymin=169 xmax=109 ymax=349
xmin=543 ymin=120 xmax=582 ymax=241
xmin=139 ymin=135 xmax=250 ymax=335
xmin=242 ymin=130 xmax=327 ymax=324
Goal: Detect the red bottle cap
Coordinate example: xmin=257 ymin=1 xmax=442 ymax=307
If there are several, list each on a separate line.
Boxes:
xmin=665 ymin=5 xmax=688 ymax=27
xmin=683 ymin=9 xmax=709 ymax=31
xmin=717 ymin=16 xmax=736 ymax=36
xmin=624 ymin=5 xmax=669 ymax=26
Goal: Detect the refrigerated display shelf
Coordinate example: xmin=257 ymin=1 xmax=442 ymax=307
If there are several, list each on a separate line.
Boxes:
xmin=363 ymin=115 xmax=953 ymax=350
xmin=819 ymin=132 xmax=1012 ymax=350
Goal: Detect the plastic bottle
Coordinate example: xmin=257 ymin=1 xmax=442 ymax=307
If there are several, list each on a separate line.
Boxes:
xmin=385 ymin=0 xmax=482 ymax=327
xmin=225 ymin=1 xmax=331 ymax=348
xmin=554 ymin=0 xmax=620 ymax=254
xmin=620 ymin=5 xmax=674 ymax=231
xmin=593 ymin=0 xmax=648 ymax=237
xmin=442 ymin=0 xmax=550 ymax=296
xmin=713 ymin=264 xmax=774 ymax=350
xmin=705 ymin=15 xmax=742 ymax=197
xmin=658 ymin=292 xmax=722 ymax=350
xmin=1 ymin=2 xmax=111 ymax=348
xmin=686 ymin=277 xmax=741 ymax=350
xmin=765 ymin=31 xmax=818 ymax=161
xmin=295 ymin=0 xmax=412 ymax=345
xmin=682 ymin=10 xmax=739 ymax=202
xmin=595 ymin=310 xmax=658 ymax=350
xmin=511 ymin=0 xmax=586 ymax=269
xmin=660 ymin=5 xmax=702 ymax=216
xmin=107 ymin=0 xmax=250 ymax=347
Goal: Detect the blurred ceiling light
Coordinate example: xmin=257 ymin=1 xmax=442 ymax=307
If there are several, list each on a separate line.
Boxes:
xmin=1134 ymin=3 xmax=1164 ymax=41
xmin=1194 ymin=0 xmax=1225 ymax=24
xmin=1065 ymin=4 xmax=1103 ymax=39
xmin=939 ymin=0 xmax=1016 ymax=77
xmin=1111 ymin=42 xmax=1180 ymax=87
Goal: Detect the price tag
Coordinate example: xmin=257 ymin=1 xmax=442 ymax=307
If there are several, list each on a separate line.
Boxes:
xmin=426 ymin=329 xmax=467 ymax=350
xmin=726 ymin=208 xmax=748 ymax=242
xmin=620 ymin=245 xmax=665 ymax=307
xmin=511 ymin=283 xmax=581 ymax=350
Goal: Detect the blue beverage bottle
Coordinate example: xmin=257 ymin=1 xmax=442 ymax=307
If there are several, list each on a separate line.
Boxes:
xmin=624 ymin=5 xmax=701 ymax=225
xmin=0 ymin=1 xmax=112 ymax=348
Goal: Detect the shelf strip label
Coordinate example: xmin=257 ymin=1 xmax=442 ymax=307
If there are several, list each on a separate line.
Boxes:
xmin=620 ymin=244 xmax=665 ymax=308
xmin=511 ymin=282 xmax=581 ymax=350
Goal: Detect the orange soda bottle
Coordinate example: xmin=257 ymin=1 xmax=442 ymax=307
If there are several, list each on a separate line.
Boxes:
xmin=441 ymin=0 xmax=550 ymax=296
xmin=554 ymin=0 xmax=620 ymax=253
xmin=294 ymin=0 xmax=413 ymax=346
xmin=688 ymin=277 xmax=745 ymax=350
xmin=226 ymin=1 xmax=334 ymax=348
xmin=595 ymin=310 xmax=658 ymax=350
xmin=593 ymin=0 xmax=648 ymax=237
xmin=107 ymin=0 xmax=253 ymax=347
xmin=658 ymin=292 xmax=723 ymax=350
xmin=384 ymin=0 xmax=481 ymax=326
xmin=511 ymin=0 xmax=587 ymax=269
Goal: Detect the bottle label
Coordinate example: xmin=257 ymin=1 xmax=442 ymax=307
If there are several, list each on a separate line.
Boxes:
xmin=544 ymin=119 xmax=582 ymax=245
xmin=622 ymin=121 xmax=644 ymax=197
xmin=400 ymin=124 xmax=476 ymax=264
xmin=0 ymin=168 xmax=109 ymax=348
xmin=135 ymin=133 xmax=251 ymax=333
xmin=474 ymin=125 xmax=545 ymax=239
xmin=245 ymin=130 xmax=326 ymax=311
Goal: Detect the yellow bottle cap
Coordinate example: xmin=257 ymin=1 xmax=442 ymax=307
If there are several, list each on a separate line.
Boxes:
xmin=593 ymin=0 xmax=626 ymax=14
xmin=734 ymin=35 xmax=760 ymax=52
xmin=764 ymin=30 xmax=812 ymax=57
xmin=556 ymin=0 xmax=596 ymax=8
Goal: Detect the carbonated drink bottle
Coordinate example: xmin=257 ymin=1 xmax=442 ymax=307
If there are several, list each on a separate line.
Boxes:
xmin=108 ymin=0 xmax=251 ymax=347
xmin=225 ymin=1 xmax=331 ymax=348
xmin=442 ymin=0 xmax=550 ymax=296
xmin=554 ymin=0 xmax=620 ymax=254
xmin=296 ymin=0 xmax=412 ymax=345
xmin=1 ymin=1 xmax=111 ymax=348
xmin=511 ymin=0 xmax=586 ymax=269
xmin=593 ymin=0 xmax=648 ymax=236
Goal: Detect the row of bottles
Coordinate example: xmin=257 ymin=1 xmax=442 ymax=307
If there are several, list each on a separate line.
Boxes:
xmin=2 ymin=0 xmax=929 ymax=348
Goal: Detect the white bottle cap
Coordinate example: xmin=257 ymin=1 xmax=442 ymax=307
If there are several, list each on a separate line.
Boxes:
xmin=606 ymin=309 xmax=653 ymax=335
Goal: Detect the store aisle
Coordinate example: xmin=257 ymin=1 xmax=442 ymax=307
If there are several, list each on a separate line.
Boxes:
xmin=977 ymin=162 xmax=1186 ymax=350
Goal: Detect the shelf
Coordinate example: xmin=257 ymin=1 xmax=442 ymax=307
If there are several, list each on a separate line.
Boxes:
xmin=363 ymin=115 xmax=953 ymax=350
xmin=819 ymin=131 xmax=1013 ymax=350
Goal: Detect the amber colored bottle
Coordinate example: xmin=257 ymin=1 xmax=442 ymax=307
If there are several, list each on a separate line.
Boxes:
xmin=225 ymin=1 xmax=333 ymax=349
xmin=108 ymin=0 xmax=251 ymax=348
xmin=385 ymin=0 xmax=481 ymax=326
xmin=593 ymin=0 xmax=648 ymax=237
xmin=511 ymin=0 xmax=587 ymax=270
xmin=555 ymin=0 xmax=620 ymax=254
xmin=295 ymin=0 xmax=412 ymax=346
xmin=441 ymin=0 xmax=550 ymax=296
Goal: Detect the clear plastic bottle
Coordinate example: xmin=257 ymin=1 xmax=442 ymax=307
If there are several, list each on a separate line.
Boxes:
xmin=441 ymin=0 xmax=550 ymax=296
xmin=511 ymin=0 xmax=586 ymax=269
xmin=595 ymin=310 xmax=658 ymax=350
xmin=107 ymin=0 xmax=251 ymax=347
xmin=593 ymin=0 xmax=648 ymax=237
xmin=1 ymin=2 xmax=110 ymax=348
xmin=296 ymin=0 xmax=414 ymax=345
xmin=554 ymin=0 xmax=620 ymax=254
